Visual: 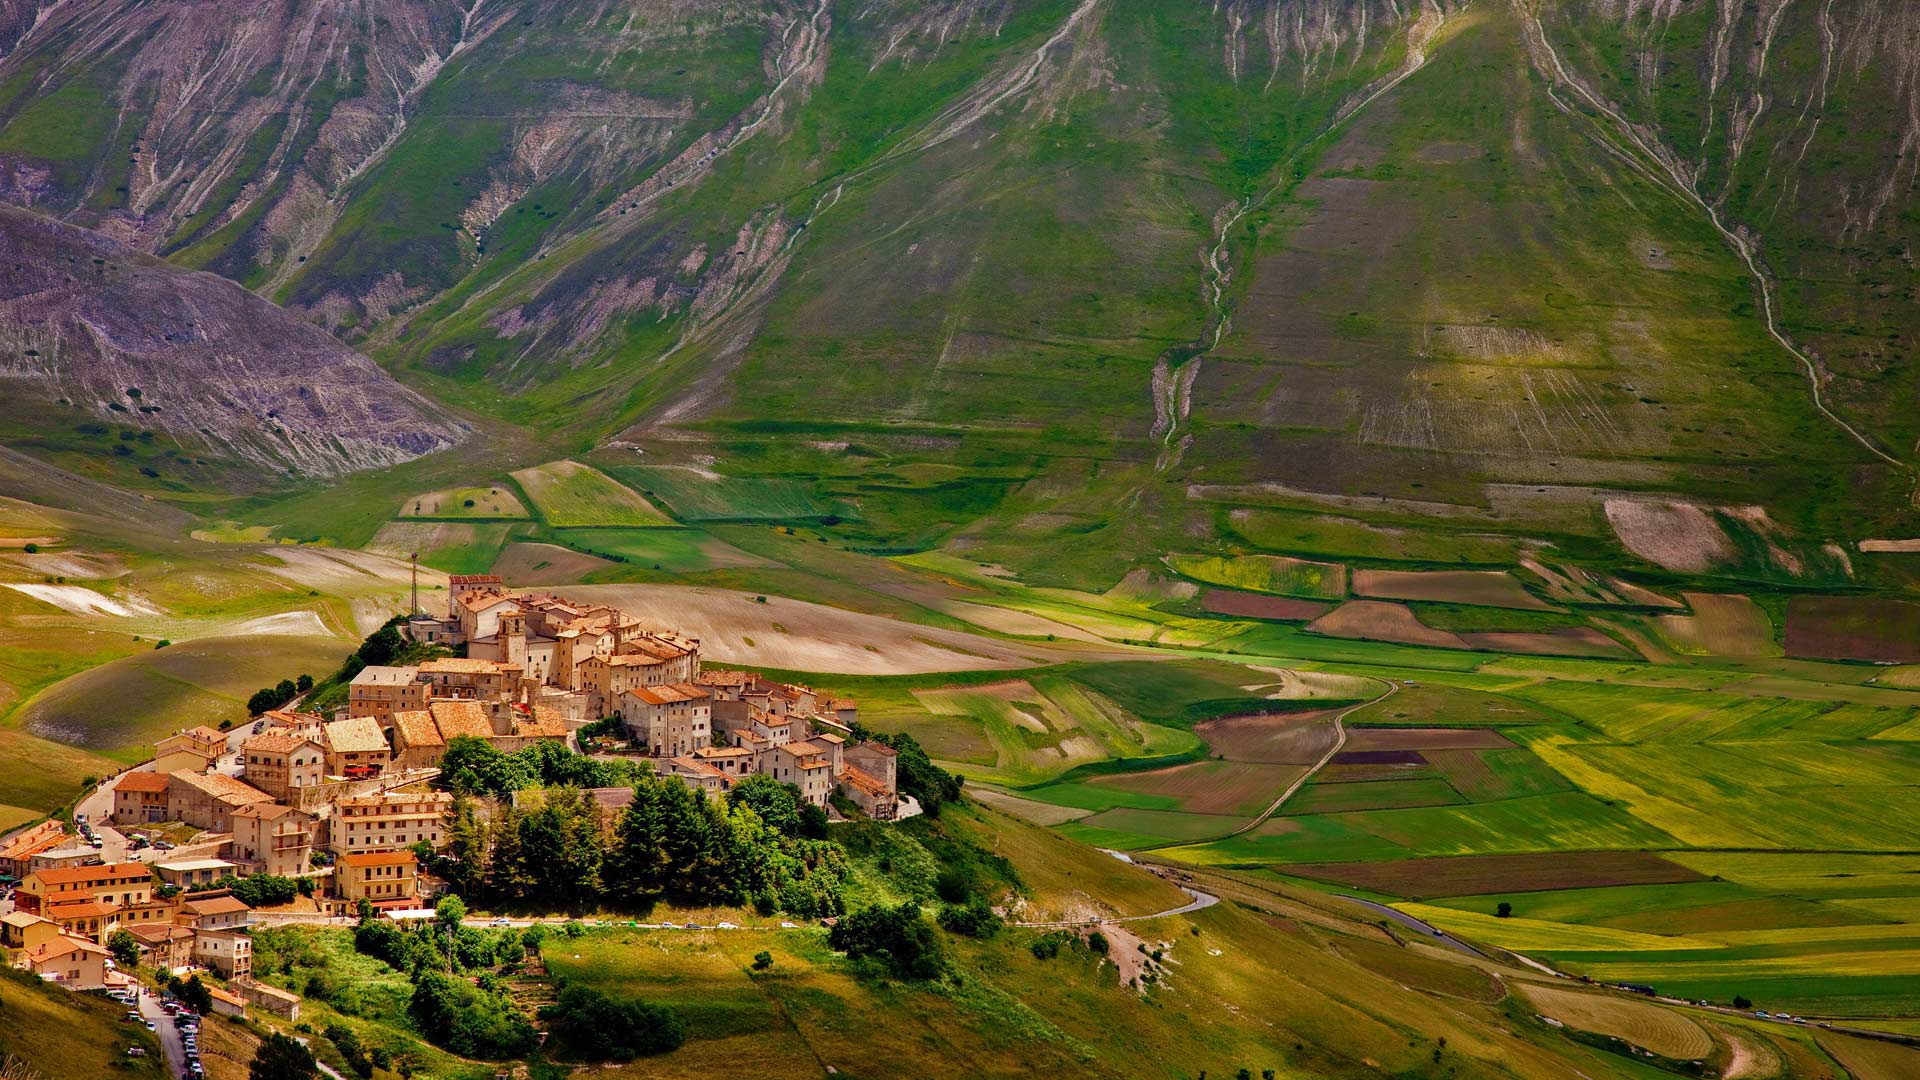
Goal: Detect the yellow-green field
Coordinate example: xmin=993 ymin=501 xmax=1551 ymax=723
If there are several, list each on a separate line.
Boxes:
xmin=510 ymin=460 xmax=672 ymax=527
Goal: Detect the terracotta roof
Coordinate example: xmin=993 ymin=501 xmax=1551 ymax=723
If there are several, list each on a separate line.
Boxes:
xmin=173 ymin=726 xmax=226 ymax=743
xmin=124 ymin=923 xmax=192 ymax=944
xmin=324 ymin=717 xmax=390 ymax=754
xmin=455 ymin=590 xmax=513 ymax=613
xmin=115 ymin=771 xmax=171 ymax=794
xmin=342 ymin=850 xmax=416 ymax=869
xmin=182 ymin=895 xmax=250 ymax=915
xmin=27 ymin=862 xmax=150 ymax=887
xmin=853 ymin=742 xmax=898 ymax=757
xmin=262 ymin=709 xmax=325 ymax=729
xmin=838 ymin=765 xmax=892 ymax=799
xmin=619 ymin=638 xmax=688 ymax=661
xmin=27 ymin=935 xmax=107 ymax=963
xmin=420 ymin=657 xmax=513 ymax=675
xmin=666 ymin=757 xmax=724 ymax=778
xmin=0 ymin=911 xmax=51 ymax=929
xmin=428 ymin=699 xmax=493 ymax=740
xmin=512 ymin=712 xmax=570 ymax=739
xmin=206 ymin=986 xmax=246 ymax=1007
xmin=242 ymin=731 xmax=315 ymax=755
xmin=695 ymin=669 xmax=751 ymax=687
xmin=392 ymin=709 xmax=444 ymax=748
xmin=169 ymin=771 xmax=274 ymax=805
xmin=814 ymin=733 xmax=845 ymax=745
xmin=693 ymin=746 xmax=751 ymax=758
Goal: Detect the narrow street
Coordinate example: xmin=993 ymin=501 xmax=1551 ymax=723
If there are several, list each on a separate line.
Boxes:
xmin=136 ymin=984 xmax=186 ymax=1079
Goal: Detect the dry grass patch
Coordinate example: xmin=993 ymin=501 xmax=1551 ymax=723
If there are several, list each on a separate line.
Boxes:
xmin=1604 ymin=499 xmax=1733 ymax=572
xmin=1308 ymin=600 xmax=1467 ymax=649
xmin=491 ymin=541 xmax=613 ymax=585
xmin=1195 ymin=710 xmax=1341 ymax=764
xmin=1519 ymin=983 xmax=1712 ymax=1060
xmin=1353 ymin=569 xmax=1552 ymax=610
xmin=1817 ymin=1032 xmax=1920 ymax=1080
xmin=1653 ymin=593 xmax=1777 ymax=657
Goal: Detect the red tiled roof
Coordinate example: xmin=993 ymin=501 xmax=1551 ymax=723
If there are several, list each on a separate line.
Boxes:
xmin=115 ymin=771 xmax=171 ymax=793
xmin=28 ymin=862 xmax=150 ymax=887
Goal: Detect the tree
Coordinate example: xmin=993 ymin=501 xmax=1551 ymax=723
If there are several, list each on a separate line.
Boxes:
xmin=177 ymin=974 xmax=213 ymax=1014
xmin=869 ymin=732 xmax=961 ymax=815
xmin=435 ymin=895 xmax=467 ymax=947
xmin=325 ymin=1024 xmax=371 ymax=1078
xmin=728 ymin=775 xmax=802 ymax=837
xmin=1495 ymin=901 xmax=1513 ymax=919
xmin=296 ymin=674 xmax=314 ymax=692
xmin=357 ymin=625 xmax=404 ymax=667
xmin=828 ymin=902 xmax=946 ymax=980
xmin=543 ymin=984 xmax=684 ymax=1061
xmin=250 ymin=1033 xmax=319 ymax=1080
xmin=1733 ymin=994 xmax=1753 ymax=1009
xmin=752 ymin=951 xmax=774 ymax=971
xmin=106 ymin=928 xmax=140 ymax=968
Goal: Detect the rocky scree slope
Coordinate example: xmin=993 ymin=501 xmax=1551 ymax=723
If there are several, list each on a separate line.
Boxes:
xmin=0 ymin=205 xmax=467 ymax=477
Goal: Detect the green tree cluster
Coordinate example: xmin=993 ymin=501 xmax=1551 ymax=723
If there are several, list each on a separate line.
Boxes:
xmin=435 ymin=776 xmax=848 ymax=918
xmin=249 ymin=1032 xmax=318 ymax=1080
xmin=827 ymin=902 xmax=947 ymax=980
xmin=437 ymin=736 xmax=649 ymax=799
xmin=542 ymin=983 xmax=684 ymax=1061
xmin=212 ymin=873 xmax=299 ymax=908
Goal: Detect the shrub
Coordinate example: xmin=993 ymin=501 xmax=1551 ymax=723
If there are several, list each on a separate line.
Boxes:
xmin=1495 ymin=901 xmax=1513 ymax=919
xmin=828 ymin=902 xmax=946 ymax=980
xmin=752 ymin=951 xmax=774 ymax=971
xmin=543 ymin=984 xmax=684 ymax=1061
xmin=249 ymin=1032 xmax=319 ymax=1080
xmin=936 ymin=899 xmax=1001 ymax=939
xmin=1087 ymin=931 xmax=1109 ymax=956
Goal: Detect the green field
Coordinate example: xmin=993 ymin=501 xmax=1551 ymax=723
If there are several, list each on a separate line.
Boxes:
xmin=510 ymin=460 xmax=673 ymax=527
xmin=608 ymin=466 xmax=831 ymax=522
xmin=399 ymin=483 xmax=529 ymax=519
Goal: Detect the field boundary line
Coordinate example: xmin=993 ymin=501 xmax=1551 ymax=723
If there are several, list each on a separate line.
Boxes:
xmin=1131 ymin=680 xmax=1399 ymax=852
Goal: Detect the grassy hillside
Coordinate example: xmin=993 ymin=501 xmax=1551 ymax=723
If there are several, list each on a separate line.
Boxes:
xmin=0 ymin=967 xmax=166 ymax=1079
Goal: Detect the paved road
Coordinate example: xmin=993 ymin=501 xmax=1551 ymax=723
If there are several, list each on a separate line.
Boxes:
xmin=1339 ymin=895 xmax=1486 ymax=958
xmin=137 ymin=985 xmax=186 ymax=1079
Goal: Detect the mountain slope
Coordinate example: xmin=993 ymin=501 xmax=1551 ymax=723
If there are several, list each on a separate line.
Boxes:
xmin=0 ymin=205 xmax=467 ymax=480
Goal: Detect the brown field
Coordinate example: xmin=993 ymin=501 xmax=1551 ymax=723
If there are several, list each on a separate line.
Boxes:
xmin=1352 ymin=569 xmax=1552 ymax=610
xmin=565 ymin=583 xmax=1054 ymax=674
xmin=1330 ymin=749 xmax=1425 ymax=766
xmin=1345 ymin=728 xmax=1513 ymax=751
xmin=1307 ymin=601 xmax=1468 ymax=649
xmin=1090 ymin=760 xmax=1308 ymax=816
xmin=1859 ymin=539 xmax=1920 ymax=553
xmin=1817 ymin=1033 xmax=1920 ymax=1080
xmin=1604 ymin=498 xmax=1733 ymax=572
xmin=1281 ymin=851 xmax=1708 ymax=900
xmin=1200 ymin=589 xmax=1332 ymax=621
xmin=1518 ymin=559 xmax=1683 ymax=608
xmin=492 ymin=541 xmax=614 ymax=585
xmin=1518 ymin=983 xmax=1713 ymax=1060
xmin=1458 ymin=628 xmax=1631 ymax=658
xmin=1314 ymin=761 xmax=1436 ymax=783
xmin=1784 ymin=597 xmax=1920 ymax=663
xmin=1653 ymin=593 xmax=1777 ymax=657
xmin=1195 ymin=710 xmax=1341 ymax=764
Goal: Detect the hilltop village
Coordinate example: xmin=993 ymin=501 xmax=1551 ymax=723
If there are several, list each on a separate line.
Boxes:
xmin=0 ymin=576 xmax=905 ymax=1010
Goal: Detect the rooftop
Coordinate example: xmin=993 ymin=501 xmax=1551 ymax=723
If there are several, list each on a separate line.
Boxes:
xmin=419 ymin=656 xmax=517 ymax=675
xmin=324 ymin=716 xmax=390 ymax=754
xmin=182 ymin=895 xmax=251 ymax=915
xmin=154 ymin=859 xmax=236 ymax=874
xmin=115 ymin=771 xmax=171 ymax=794
xmin=27 ymin=862 xmax=150 ymax=887
xmin=427 ymin=699 xmax=493 ymax=740
xmin=242 ymin=731 xmax=317 ymax=755
xmin=838 ymin=764 xmax=892 ymax=799
xmin=391 ymin=709 xmax=444 ymax=748
xmin=350 ymin=665 xmax=420 ymax=686
xmin=169 ymin=771 xmax=275 ymax=805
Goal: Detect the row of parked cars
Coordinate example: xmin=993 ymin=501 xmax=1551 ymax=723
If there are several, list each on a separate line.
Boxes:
xmin=111 ymin=986 xmax=204 ymax=1079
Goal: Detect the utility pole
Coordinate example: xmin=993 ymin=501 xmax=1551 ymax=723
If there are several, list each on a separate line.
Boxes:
xmin=410 ymin=550 xmax=420 ymax=618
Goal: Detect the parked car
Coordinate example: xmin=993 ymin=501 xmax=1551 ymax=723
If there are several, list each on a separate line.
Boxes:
xmin=153 ymin=840 xmax=174 ymax=850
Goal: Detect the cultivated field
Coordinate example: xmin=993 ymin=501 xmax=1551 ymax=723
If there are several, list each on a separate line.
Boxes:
xmin=1517 ymin=983 xmax=1713 ymax=1060
xmin=1165 ymin=553 xmax=1348 ymax=598
xmin=1193 ymin=710 xmax=1341 ymax=764
xmin=1200 ymin=589 xmax=1331 ymax=621
xmin=1352 ymin=569 xmax=1551 ymax=610
xmin=491 ymin=541 xmax=614 ymax=584
xmin=1784 ymin=596 xmax=1920 ymax=663
xmin=608 ymin=465 xmax=829 ymax=522
xmin=1651 ymin=593 xmax=1777 ymax=657
xmin=1308 ymin=600 xmax=1466 ymax=649
xmin=397 ymin=483 xmax=528 ymax=518
xmin=511 ymin=460 xmax=672 ymax=527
